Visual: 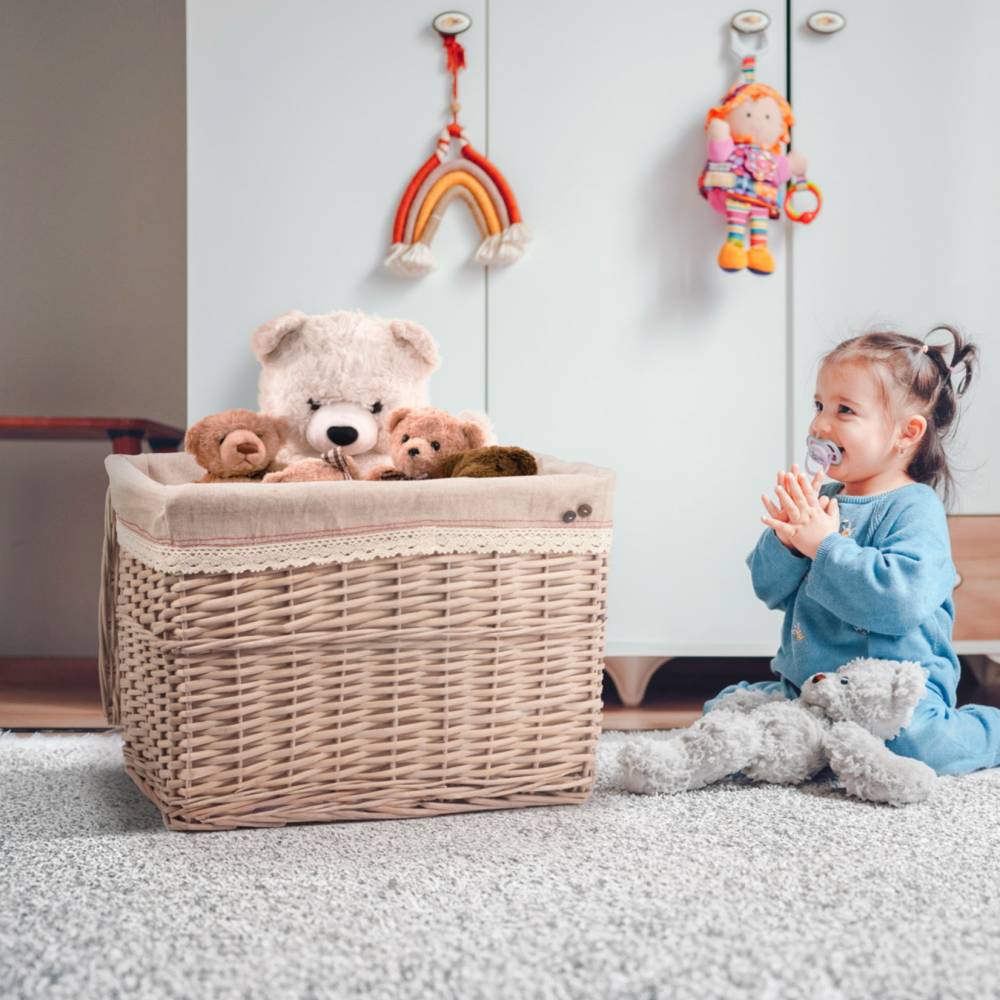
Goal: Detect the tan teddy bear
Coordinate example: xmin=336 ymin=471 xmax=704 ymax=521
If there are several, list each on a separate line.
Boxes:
xmin=369 ymin=407 xmax=537 ymax=481
xmin=184 ymin=409 xmax=287 ymax=483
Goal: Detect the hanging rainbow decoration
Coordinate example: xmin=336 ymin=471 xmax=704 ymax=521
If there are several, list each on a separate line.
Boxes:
xmin=385 ymin=13 xmax=530 ymax=277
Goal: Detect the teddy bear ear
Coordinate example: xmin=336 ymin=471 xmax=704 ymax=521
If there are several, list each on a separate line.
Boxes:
xmin=462 ymin=420 xmax=487 ymax=450
xmin=388 ymin=319 xmax=441 ymax=373
xmin=183 ymin=421 xmax=203 ymax=456
xmin=385 ymin=407 xmax=411 ymax=434
xmin=251 ymin=310 xmax=308 ymax=362
xmin=457 ymin=410 xmax=495 ymax=446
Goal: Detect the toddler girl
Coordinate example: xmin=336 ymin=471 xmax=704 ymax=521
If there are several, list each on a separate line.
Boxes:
xmin=706 ymin=325 xmax=1000 ymax=775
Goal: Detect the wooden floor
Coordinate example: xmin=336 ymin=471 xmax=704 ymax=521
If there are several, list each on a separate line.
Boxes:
xmin=0 ymin=658 xmax=109 ymax=730
xmin=2 ymin=656 xmax=999 ymax=732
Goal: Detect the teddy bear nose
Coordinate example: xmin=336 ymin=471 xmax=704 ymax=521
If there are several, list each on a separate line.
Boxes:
xmin=236 ymin=443 xmax=258 ymax=455
xmin=408 ymin=447 xmax=420 ymax=457
xmin=812 ymin=673 xmax=827 ymax=683
xmin=327 ymin=426 xmax=358 ymax=446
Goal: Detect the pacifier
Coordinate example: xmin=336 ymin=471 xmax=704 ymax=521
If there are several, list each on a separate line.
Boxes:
xmin=804 ymin=436 xmax=842 ymax=476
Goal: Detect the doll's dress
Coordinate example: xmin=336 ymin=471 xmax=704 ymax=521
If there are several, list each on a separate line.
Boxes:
xmin=700 ymin=142 xmax=785 ymax=219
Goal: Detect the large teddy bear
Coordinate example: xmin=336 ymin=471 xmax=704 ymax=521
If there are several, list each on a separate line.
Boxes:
xmin=619 ymin=658 xmax=938 ymax=806
xmin=251 ymin=309 xmax=440 ymax=480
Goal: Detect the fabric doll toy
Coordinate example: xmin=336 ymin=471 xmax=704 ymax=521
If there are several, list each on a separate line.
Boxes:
xmin=699 ymin=55 xmax=818 ymax=275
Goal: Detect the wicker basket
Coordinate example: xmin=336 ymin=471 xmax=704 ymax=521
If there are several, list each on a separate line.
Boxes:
xmin=100 ymin=451 xmax=614 ymax=831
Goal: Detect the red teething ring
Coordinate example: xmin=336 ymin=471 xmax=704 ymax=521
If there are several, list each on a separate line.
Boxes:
xmin=784 ymin=179 xmax=822 ymax=224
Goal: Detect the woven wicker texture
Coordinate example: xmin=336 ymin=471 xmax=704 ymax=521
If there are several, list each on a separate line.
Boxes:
xmin=101 ymin=503 xmax=608 ymax=832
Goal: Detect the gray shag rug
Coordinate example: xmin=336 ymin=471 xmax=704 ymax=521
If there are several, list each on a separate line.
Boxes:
xmin=3 ymin=730 xmax=1000 ymax=1000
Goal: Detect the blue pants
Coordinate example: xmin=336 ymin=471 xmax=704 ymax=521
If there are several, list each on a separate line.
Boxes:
xmin=703 ymin=678 xmax=1000 ymax=776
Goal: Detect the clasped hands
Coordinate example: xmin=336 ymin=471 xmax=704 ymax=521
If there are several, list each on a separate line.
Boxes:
xmin=761 ymin=464 xmax=840 ymax=560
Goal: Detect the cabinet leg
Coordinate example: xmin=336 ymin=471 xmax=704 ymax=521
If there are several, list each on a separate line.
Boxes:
xmin=604 ymin=656 xmax=670 ymax=707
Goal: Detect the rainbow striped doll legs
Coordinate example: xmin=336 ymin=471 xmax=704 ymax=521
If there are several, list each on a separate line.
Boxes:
xmin=716 ymin=199 xmax=777 ymax=276
xmin=718 ymin=196 xmax=750 ymax=271
xmin=747 ymin=205 xmax=775 ymax=275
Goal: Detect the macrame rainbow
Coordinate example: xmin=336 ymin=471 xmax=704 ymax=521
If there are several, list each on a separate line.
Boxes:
xmin=385 ymin=123 xmax=530 ymax=277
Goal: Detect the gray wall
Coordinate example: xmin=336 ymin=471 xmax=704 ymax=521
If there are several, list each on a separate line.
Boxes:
xmin=1 ymin=0 xmax=186 ymax=657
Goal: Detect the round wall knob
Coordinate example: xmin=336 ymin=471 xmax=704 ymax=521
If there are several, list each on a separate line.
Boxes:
xmin=731 ymin=10 xmax=770 ymax=33
xmin=432 ymin=11 xmax=472 ymax=35
xmin=562 ymin=510 xmax=577 ymax=524
xmin=807 ymin=11 xmax=846 ymax=33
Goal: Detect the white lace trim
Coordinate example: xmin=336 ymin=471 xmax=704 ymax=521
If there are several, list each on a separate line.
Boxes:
xmin=114 ymin=520 xmax=613 ymax=574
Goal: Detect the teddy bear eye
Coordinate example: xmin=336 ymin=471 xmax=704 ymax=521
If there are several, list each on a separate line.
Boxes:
xmin=402 ymin=434 xmax=410 ymax=443
xmin=840 ymin=678 xmax=849 ymax=685
xmin=431 ymin=441 xmax=441 ymax=451
xmin=308 ymin=398 xmax=321 ymax=412
xmin=370 ymin=401 xmax=383 ymax=415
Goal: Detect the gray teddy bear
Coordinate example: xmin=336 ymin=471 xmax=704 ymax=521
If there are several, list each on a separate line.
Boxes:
xmin=619 ymin=658 xmax=937 ymax=806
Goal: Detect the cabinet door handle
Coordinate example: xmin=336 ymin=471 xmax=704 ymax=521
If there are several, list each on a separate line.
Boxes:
xmin=731 ymin=10 xmax=770 ymax=34
xmin=807 ymin=11 xmax=846 ymax=33
xmin=954 ymin=570 xmax=964 ymax=591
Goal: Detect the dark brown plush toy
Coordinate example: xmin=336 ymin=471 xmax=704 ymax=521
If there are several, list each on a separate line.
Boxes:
xmin=437 ymin=445 xmax=537 ymax=479
xmin=184 ymin=409 xmax=287 ymax=483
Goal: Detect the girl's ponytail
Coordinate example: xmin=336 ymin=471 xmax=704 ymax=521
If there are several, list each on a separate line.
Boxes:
xmin=908 ymin=325 xmax=978 ymax=507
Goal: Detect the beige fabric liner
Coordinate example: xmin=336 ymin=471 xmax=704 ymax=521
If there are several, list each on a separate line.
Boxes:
xmin=106 ymin=452 xmax=615 ymax=574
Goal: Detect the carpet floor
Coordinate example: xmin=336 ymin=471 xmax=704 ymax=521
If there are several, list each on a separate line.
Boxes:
xmin=2 ymin=730 xmax=1000 ymax=1000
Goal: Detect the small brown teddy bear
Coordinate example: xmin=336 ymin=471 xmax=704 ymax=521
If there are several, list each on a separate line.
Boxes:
xmin=184 ymin=409 xmax=287 ymax=483
xmin=368 ymin=407 xmax=537 ymax=480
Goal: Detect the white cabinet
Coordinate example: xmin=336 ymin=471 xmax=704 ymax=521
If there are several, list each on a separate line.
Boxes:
xmin=487 ymin=1 xmax=791 ymax=656
xmin=790 ymin=0 xmax=999 ymax=514
xmin=187 ymin=1 xmax=998 ymax=661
